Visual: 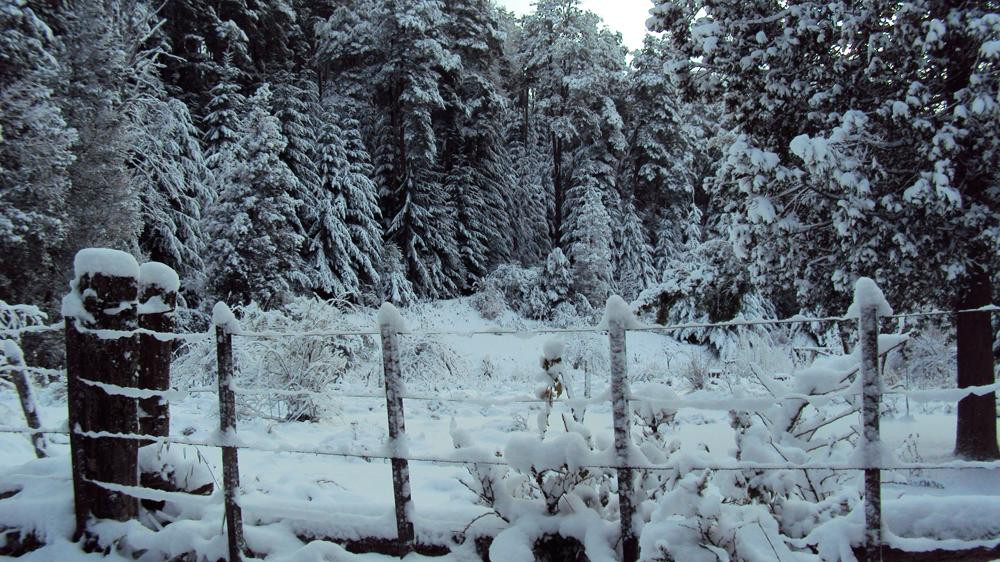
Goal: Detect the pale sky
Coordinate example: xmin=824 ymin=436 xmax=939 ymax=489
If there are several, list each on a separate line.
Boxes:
xmin=497 ymin=0 xmax=655 ymax=52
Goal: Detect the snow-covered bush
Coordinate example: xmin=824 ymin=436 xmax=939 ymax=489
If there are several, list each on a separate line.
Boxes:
xmin=481 ymin=264 xmax=541 ymax=318
xmin=640 ymin=470 xmax=793 ymax=562
xmin=399 ymin=333 xmax=469 ymax=390
xmin=885 ymin=323 xmax=954 ymax=390
xmin=173 ymin=297 xmax=377 ymax=421
xmin=452 ymin=344 xmax=621 ymax=559
xmin=469 ymin=284 xmax=508 ymax=321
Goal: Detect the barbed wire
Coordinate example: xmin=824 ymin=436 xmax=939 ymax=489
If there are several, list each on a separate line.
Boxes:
xmin=8 ymin=304 xmax=992 ymax=342
xmin=1 ymin=426 xmax=998 ymax=474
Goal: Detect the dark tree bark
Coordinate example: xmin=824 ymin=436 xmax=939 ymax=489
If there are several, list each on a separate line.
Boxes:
xmin=954 ymin=264 xmax=999 ymax=460
xmin=137 ymin=271 xmax=176 ymax=440
xmin=65 ymin=268 xmax=139 ymax=541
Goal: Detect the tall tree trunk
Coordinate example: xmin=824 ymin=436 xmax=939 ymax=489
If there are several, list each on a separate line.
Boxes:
xmin=954 ymin=262 xmax=999 ymax=460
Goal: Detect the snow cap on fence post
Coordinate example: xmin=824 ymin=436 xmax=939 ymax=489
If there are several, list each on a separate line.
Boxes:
xmin=73 ymin=248 xmax=140 ymax=280
xmin=599 ymin=294 xmax=641 ymax=330
xmin=846 ymin=277 xmax=893 ymax=318
xmin=62 ymin=248 xmax=141 ymax=325
xmin=212 ymin=301 xmax=241 ymax=334
xmin=377 ymin=302 xmax=408 ymax=333
xmin=138 ymin=262 xmax=180 ymax=295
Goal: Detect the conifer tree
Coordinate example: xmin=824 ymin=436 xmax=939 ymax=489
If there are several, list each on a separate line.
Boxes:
xmin=569 ymin=187 xmax=614 ymax=306
xmin=203 ymin=52 xmax=247 ymax=171
xmin=0 ymin=2 xmax=76 ymax=306
xmin=618 ymin=200 xmax=656 ymax=301
xmin=205 ymin=85 xmax=309 ymax=305
xmin=653 ymin=0 xmax=1000 ymax=458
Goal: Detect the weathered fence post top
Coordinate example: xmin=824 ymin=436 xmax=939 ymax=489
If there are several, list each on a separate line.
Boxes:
xmin=63 ymin=248 xmax=140 ymax=327
xmin=138 ymin=262 xmax=180 ymax=310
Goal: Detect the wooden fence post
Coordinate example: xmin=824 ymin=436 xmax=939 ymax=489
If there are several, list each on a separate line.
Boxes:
xmin=0 ymin=340 xmax=46 ymax=458
xmin=64 ymin=248 xmax=140 ymax=541
xmin=378 ymin=303 xmax=415 ymax=557
xmin=607 ymin=297 xmax=638 ymax=562
xmin=138 ymin=263 xmax=178 ymax=440
xmin=215 ymin=304 xmax=247 ymax=562
xmin=859 ymin=299 xmax=882 ymax=561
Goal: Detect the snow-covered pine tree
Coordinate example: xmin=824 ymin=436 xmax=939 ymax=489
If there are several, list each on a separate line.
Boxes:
xmin=203 ymin=52 xmax=247 ymax=172
xmin=446 ymin=158 xmax=490 ymax=289
xmin=134 ymin=96 xmax=210 ymax=282
xmin=440 ymin=0 xmax=516 ymax=283
xmin=617 ymin=200 xmax=656 ymax=301
xmin=338 ymin=112 xmax=384 ymax=295
xmin=205 ymin=84 xmax=309 ymax=305
xmin=653 ymin=0 xmax=1000 ymax=459
xmin=308 ymin=113 xmax=358 ymax=298
xmin=621 ymin=35 xmax=696 ymax=246
xmin=307 ymin=105 xmax=383 ymax=300
xmin=379 ymin=241 xmax=417 ymax=307
xmin=0 ymin=2 xmax=76 ymax=307
xmin=114 ymin=3 xmax=212 ymax=283
xmin=515 ymin=0 xmax=627 ymax=248
xmin=539 ymin=247 xmax=574 ymax=315
xmin=370 ymin=0 xmax=463 ymax=297
xmin=50 ymin=1 xmax=141 ymax=257
xmin=499 ymin=11 xmax=550 ymax=265
xmin=273 ymin=72 xmax=321 ymax=207
xmin=569 ymin=187 xmax=614 ymax=307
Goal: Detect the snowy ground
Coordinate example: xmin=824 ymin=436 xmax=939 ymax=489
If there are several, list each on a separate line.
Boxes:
xmin=1 ymin=298 xmax=999 ymax=560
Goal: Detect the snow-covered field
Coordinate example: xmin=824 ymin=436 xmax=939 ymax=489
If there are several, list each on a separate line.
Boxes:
xmin=1 ymin=298 xmax=999 ymax=560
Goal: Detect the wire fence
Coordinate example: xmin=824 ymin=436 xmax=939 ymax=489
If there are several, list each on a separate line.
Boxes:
xmin=5 ymin=304 xmax=995 ymax=340
xmin=1 ymin=301 xmax=998 ymax=560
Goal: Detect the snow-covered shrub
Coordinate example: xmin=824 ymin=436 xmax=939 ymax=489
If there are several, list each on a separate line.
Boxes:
xmin=173 ymin=297 xmax=377 ymax=421
xmin=640 ymin=471 xmax=793 ymax=562
xmin=470 ymin=285 xmax=508 ymax=321
xmin=0 ymin=300 xmax=46 ymax=336
xmin=884 ymin=323 xmax=954 ymax=390
xmin=563 ymin=335 xmax=608 ymax=395
xmin=452 ymin=345 xmax=620 ymax=560
xmin=482 ymin=264 xmax=541 ymax=318
xmin=678 ymin=353 xmax=713 ymax=391
xmin=399 ymin=333 xmax=469 ymax=390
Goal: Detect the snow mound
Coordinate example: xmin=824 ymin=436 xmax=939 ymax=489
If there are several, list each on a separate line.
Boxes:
xmin=73 ymin=248 xmax=139 ymax=279
xmin=376 ymin=302 xmax=408 ymax=333
xmin=0 ymin=339 xmax=24 ymax=363
xmin=542 ymin=338 xmax=565 ymax=360
xmin=139 ymin=262 xmax=180 ymax=293
xmin=598 ymin=294 xmax=641 ymax=330
xmin=212 ymin=302 xmax=241 ymax=333
xmin=846 ymin=277 xmax=893 ymax=318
